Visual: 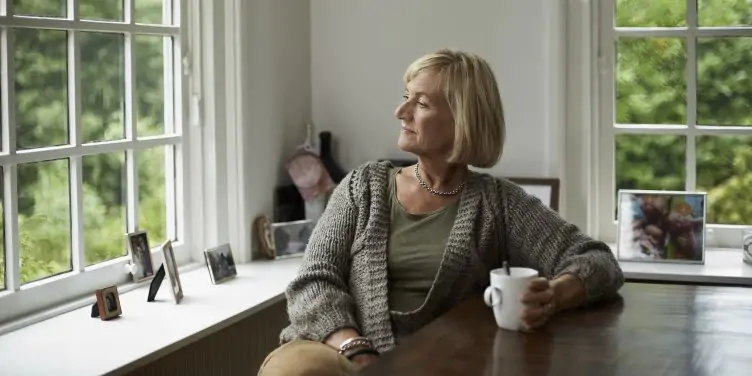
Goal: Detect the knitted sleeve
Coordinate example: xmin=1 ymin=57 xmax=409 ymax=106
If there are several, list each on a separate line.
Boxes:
xmin=279 ymin=169 xmax=361 ymax=344
xmin=498 ymin=179 xmax=625 ymax=304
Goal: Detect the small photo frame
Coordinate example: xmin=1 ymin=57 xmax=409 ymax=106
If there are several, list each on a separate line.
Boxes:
xmin=127 ymin=230 xmax=155 ymax=282
xmin=507 ymin=178 xmax=560 ymax=212
xmin=617 ymin=190 xmax=707 ymax=264
xmin=95 ymin=285 xmax=122 ymax=321
xmin=742 ymin=227 xmax=752 ymax=265
xmin=270 ymin=219 xmax=315 ymax=259
xmin=204 ymin=243 xmax=237 ymax=284
xmin=162 ymin=240 xmax=183 ymax=304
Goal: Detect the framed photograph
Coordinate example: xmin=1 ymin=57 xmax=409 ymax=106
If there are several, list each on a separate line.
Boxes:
xmin=616 ymin=190 xmax=707 ymax=264
xmin=507 ymin=178 xmax=560 ymax=212
xmin=162 ymin=240 xmax=183 ymax=304
xmin=95 ymin=285 xmax=122 ymax=321
xmin=270 ymin=219 xmax=315 ymax=259
xmin=127 ymin=230 xmax=154 ymax=282
xmin=204 ymin=243 xmax=238 ymax=284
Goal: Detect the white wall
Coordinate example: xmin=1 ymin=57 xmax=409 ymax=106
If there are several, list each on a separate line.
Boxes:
xmin=237 ymin=0 xmax=311 ymax=260
xmin=310 ymin=0 xmax=566 ymax=180
xmin=242 ymin=3 xmax=311 ymax=206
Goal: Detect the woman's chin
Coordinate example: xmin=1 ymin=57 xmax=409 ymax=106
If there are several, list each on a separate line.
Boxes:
xmin=396 ymin=137 xmax=415 ymax=153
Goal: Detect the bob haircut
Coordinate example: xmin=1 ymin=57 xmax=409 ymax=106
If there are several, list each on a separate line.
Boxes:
xmin=403 ymin=48 xmax=505 ymax=168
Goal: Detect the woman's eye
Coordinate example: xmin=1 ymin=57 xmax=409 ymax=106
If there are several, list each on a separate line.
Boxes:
xmin=418 ymin=102 xmax=428 ymax=108
xmin=402 ymin=95 xmax=409 ymax=101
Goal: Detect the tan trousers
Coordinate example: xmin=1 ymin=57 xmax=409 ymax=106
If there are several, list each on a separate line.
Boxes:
xmin=257 ymin=340 xmax=361 ymax=376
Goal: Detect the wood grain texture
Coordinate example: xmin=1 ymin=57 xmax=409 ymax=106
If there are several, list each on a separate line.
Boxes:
xmin=121 ymin=299 xmax=288 ymax=376
xmin=361 ymin=283 xmax=752 ymax=376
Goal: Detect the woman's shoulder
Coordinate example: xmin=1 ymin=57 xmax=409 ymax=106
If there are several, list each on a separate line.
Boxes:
xmin=339 ymin=160 xmax=393 ymax=195
xmin=469 ymin=170 xmax=527 ymax=193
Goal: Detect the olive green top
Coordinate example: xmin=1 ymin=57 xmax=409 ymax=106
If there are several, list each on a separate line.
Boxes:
xmin=386 ymin=167 xmax=461 ymax=313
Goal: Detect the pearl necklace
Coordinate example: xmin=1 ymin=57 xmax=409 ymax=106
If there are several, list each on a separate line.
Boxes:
xmin=413 ymin=163 xmax=466 ymax=196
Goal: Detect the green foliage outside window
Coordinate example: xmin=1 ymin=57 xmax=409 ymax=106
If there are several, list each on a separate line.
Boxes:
xmin=0 ymin=0 xmax=170 ymax=289
xmin=615 ymin=0 xmax=752 ymax=225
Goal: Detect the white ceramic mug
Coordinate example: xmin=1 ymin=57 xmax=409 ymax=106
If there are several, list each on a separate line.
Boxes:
xmin=483 ymin=267 xmax=539 ymax=331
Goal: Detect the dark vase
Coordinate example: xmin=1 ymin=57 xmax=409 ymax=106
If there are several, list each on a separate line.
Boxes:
xmin=319 ymin=131 xmax=347 ymax=183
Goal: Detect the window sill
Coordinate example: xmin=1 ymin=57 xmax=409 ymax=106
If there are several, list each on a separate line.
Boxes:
xmin=610 ymin=245 xmax=752 ymax=285
xmin=0 ymin=257 xmax=303 ymax=376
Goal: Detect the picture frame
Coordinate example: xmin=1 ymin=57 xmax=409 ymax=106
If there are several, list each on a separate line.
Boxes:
xmin=127 ymin=230 xmax=155 ymax=282
xmin=270 ymin=219 xmax=315 ymax=259
xmin=616 ymin=190 xmax=707 ymax=264
xmin=506 ymin=178 xmax=561 ymax=212
xmin=204 ymin=243 xmax=238 ymax=284
xmin=162 ymin=240 xmax=183 ymax=304
xmin=253 ymin=214 xmax=276 ymax=260
xmin=742 ymin=227 xmax=752 ymax=265
xmin=95 ymin=285 xmax=122 ymax=321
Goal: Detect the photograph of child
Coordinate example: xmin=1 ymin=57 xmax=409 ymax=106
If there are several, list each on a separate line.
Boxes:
xmin=128 ymin=231 xmax=154 ymax=281
xmin=205 ymin=244 xmax=237 ymax=284
xmin=617 ymin=191 xmax=706 ymax=262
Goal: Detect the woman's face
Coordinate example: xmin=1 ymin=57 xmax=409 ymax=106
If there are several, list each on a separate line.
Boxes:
xmin=394 ymin=69 xmax=455 ymax=159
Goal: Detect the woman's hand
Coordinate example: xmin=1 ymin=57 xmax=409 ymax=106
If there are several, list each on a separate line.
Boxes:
xmin=520 ymin=277 xmax=556 ymax=331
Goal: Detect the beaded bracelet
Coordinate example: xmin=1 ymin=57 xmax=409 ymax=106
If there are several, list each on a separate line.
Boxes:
xmin=338 ymin=336 xmax=373 ymax=355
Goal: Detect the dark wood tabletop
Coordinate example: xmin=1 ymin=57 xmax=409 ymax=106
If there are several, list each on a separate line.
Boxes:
xmin=361 ymin=283 xmax=752 ymax=376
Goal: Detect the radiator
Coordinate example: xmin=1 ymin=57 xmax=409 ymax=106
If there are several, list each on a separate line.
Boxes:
xmin=123 ymin=299 xmax=289 ymax=376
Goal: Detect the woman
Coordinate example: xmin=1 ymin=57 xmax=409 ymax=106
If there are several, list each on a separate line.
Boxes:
xmin=258 ymin=49 xmax=624 ymax=376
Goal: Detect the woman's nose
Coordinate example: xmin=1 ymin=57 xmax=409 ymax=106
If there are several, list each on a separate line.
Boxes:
xmin=395 ymin=102 xmax=410 ymax=120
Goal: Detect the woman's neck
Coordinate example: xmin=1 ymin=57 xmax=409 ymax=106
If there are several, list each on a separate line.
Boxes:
xmin=415 ymin=158 xmax=467 ymax=191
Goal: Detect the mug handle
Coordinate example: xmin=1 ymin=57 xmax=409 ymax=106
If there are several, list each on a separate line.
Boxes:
xmin=483 ymin=286 xmax=502 ymax=307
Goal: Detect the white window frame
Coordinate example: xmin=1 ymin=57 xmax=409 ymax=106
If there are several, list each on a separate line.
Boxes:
xmin=591 ymin=0 xmax=752 ymax=248
xmin=0 ymin=0 xmax=195 ymax=326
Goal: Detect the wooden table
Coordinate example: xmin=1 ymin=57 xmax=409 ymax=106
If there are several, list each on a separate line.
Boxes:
xmin=361 ymin=283 xmax=752 ymax=376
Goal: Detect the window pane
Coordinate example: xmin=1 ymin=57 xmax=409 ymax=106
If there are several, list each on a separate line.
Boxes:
xmin=616 ymin=0 xmax=686 ymax=27
xmin=697 ymin=135 xmax=752 ymax=225
xmin=138 ymin=146 xmax=166 ymax=247
xmin=83 ymin=153 xmax=127 ymax=266
xmin=136 ymin=0 xmax=165 ymax=24
xmin=697 ymin=37 xmax=752 ymax=126
xmin=699 ymin=0 xmax=752 ymax=27
xmin=135 ymin=35 xmax=165 ymax=137
xmin=80 ymin=0 xmax=124 ymax=22
xmin=81 ymin=32 xmax=126 ymax=143
xmin=13 ymin=0 xmax=66 ymax=18
xmin=19 ymin=159 xmax=71 ymax=284
xmin=616 ymin=38 xmax=686 ymax=125
xmin=15 ymin=29 xmax=69 ymax=150
xmin=615 ymin=134 xmax=686 ymax=218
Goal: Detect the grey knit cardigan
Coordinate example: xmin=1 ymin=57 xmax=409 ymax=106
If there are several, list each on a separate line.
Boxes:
xmin=280 ymin=161 xmax=624 ymax=352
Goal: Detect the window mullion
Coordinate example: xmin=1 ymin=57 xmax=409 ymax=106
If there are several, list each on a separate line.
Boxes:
xmin=125 ymin=27 xmax=139 ymax=233
xmin=125 ymin=0 xmax=135 ymax=25
xmin=1 ymin=14 xmax=21 ymax=291
xmin=163 ymin=4 xmax=177 ymax=241
xmin=68 ymin=5 xmax=86 ymax=272
xmin=164 ymin=0 xmax=174 ymax=25
xmin=685 ymin=0 xmax=698 ymax=192
xmin=599 ymin=0 xmax=617 ymax=241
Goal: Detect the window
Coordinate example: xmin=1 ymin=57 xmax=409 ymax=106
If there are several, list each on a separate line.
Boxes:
xmin=596 ymin=0 xmax=752 ymax=247
xmin=0 ymin=0 xmax=189 ymax=325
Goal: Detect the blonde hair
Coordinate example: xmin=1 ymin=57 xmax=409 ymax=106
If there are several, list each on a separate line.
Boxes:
xmin=403 ymin=48 xmax=505 ymax=168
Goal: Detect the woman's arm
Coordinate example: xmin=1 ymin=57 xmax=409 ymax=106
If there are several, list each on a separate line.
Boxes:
xmin=279 ymin=171 xmax=363 ymax=345
xmin=498 ymin=179 xmax=625 ymax=306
